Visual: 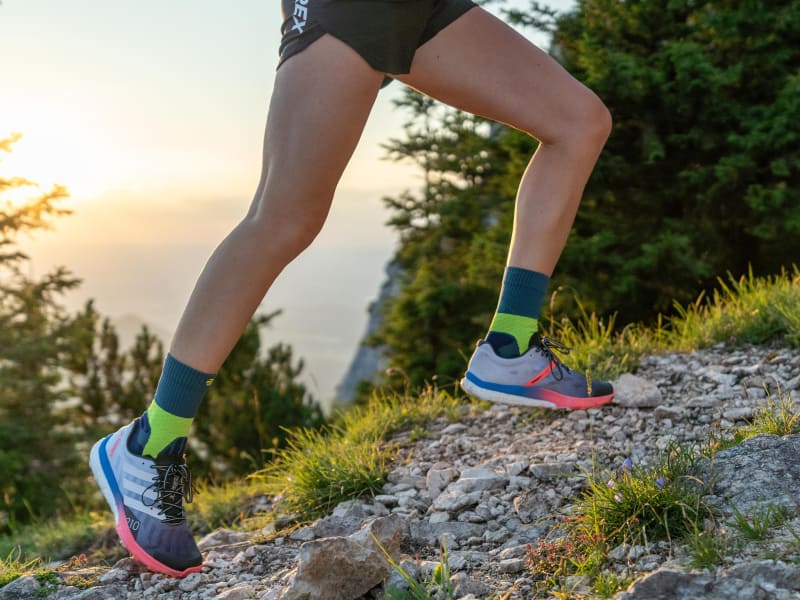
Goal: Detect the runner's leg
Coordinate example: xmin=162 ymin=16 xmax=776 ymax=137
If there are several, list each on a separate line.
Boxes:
xmin=171 ymin=35 xmax=384 ymax=374
xmin=89 ymin=35 xmax=385 ymax=578
xmin=398 ymin=7 xmax=615 ymax=408
xmin=398 ymin=6 xmax=611 ymax=276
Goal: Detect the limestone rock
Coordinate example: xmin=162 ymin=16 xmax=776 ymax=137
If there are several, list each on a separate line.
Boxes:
xmin=613 ymin=374 xmax=663 ymax=408
xmin=282 ymin=515 xmax=404 ymax=600
xmin=700 ymin=434 xmax=800 ymax=514
xmin=0 ymin=576 xmax=41 ymax=600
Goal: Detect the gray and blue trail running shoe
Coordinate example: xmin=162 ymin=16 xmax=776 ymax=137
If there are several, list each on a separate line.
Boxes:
xmin=461 ymin=333 xmax=614 ymax=410
xmin=89 ymin=419 xmax=202 ymax=577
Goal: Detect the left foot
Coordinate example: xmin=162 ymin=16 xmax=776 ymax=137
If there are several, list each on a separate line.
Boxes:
xmin=460 ymin=333 xmax=614 ymax=410
xmin=89 ymin=419 xmax=202 ymax=577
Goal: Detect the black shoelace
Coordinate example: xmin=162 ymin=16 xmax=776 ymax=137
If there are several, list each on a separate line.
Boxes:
xmin=535 ymin=336 xmax=573 ymax=381
xmin=142 ymin=461 xmax=194 ymax=525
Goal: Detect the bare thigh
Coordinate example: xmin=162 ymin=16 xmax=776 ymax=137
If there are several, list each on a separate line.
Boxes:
xmin=397 ymin=7 xmax=608 ymax=144
xmin=169 ymin=35 xmax=384 ymax=372
xmin=249 ymin=33 xmax=385 ymax=233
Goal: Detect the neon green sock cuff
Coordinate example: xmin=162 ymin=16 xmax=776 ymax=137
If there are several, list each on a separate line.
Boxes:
xmin=142 ymin=402 xmax=193 ymax=458
xmin=489 ymin=312 xmax=539 ymax=354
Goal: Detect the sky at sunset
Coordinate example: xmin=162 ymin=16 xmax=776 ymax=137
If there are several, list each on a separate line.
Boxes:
xmin=1 ymin=0 xmax=574 ymax=405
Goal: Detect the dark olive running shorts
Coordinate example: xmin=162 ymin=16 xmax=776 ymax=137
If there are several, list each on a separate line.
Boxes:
xmin=278 ymin=0 xmax=478 ymax=76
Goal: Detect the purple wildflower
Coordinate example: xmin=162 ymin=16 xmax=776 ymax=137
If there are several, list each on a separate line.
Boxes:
xmin=614 ymin=493 xmax=623 ymax=503
xmin=655 ymin=477 xmax=666 ymax=490
xmin=623 ymin=458 xmax=633 ymax=472
xmin=607 ymin=479 xmax=616 ymax=489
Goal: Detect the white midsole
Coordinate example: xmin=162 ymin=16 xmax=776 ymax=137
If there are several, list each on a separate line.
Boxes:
xmin=460 ymin=377 xmax=558 ymax=410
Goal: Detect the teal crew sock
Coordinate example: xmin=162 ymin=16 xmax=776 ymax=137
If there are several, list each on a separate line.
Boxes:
xmin=486 ymin=266 xmax=550 ymax=357
xmin=130 ymin=353 xmax=216 ymax=458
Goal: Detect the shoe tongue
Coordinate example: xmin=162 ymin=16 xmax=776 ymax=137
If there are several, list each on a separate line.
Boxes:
xmin=157 ymin=437 xmax=187 ymax=460
xmin=485 ymin=332 xmax=521 ymax=358
xmin=128 ymin=414 xmax=188 ymax=460
xmin=529 ymin=331 xmax=544 ymax=348
xmin=128 ymin=414 xmax=151 ymax=456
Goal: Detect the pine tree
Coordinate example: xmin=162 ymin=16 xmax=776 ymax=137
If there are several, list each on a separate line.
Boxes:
xmin=0 ymin=134 xmax=87 ymax=529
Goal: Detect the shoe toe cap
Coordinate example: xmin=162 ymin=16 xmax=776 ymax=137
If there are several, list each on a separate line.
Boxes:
xmin=591 ymin=380 xmax=614 ymax=397
xmin=137 ymin=520 xmax=202 ymax=571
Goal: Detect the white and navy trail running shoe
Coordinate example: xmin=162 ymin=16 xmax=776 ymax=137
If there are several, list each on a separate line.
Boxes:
xmin=461 ymin=333 xmax=614 ymax=411
xmin=89 ymin=419 xmax=202 ymax=577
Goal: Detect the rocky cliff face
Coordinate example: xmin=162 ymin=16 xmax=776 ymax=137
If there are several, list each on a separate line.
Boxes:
xmin=334 ymin=260 xmax=401 ymax=405
xmin=5 ymin=342 xmax=800 ymax=600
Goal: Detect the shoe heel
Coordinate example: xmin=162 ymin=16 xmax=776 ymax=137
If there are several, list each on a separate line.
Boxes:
xmin=89 ymin=438 xmax=120 ymax=523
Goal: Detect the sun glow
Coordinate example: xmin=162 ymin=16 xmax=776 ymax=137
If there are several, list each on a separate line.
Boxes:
xmin=0 ymin=113 xmax=114 ymax=203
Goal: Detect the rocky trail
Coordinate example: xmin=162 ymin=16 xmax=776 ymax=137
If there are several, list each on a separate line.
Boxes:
xmin=4 ymin=342 xmax=800 ymax=600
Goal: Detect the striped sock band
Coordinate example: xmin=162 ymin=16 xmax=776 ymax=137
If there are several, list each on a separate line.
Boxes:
xmin=140 ymin=353 xmax=216 ymax=458
xmin=487 ymin=266 xmax=550 ymax=356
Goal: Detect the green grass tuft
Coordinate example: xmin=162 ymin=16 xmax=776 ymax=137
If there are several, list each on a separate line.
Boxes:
xmin=730 ymin=503 xmax=789 ymax=542
xmin=0 ymin=551 xmax=37 ymax=587
xmin=0 ymin=551 xmax=59 ymax=592
xmin=668 ymin=267 xmax=800 ymax=349
xmin=187 ymin=478 xmax=264 ymax=535
xmin=737 ymin=387 xmax=800 ymax=439
xmin=686 ymin=527 xmax=729 ymax=570
xmin=593 ymin=570 xmax=631 ymax=598
xmin=547 ymin=266 xmax=800 ymax=380
xmin=376 ymin=535 xmax=456 ymax=600
xmin=255 ymin=386 xmax=462 ymax=523
xmin=0 ymin=512 xmax=110 ymax=563
xmin=573 ymin=444 xmax=714 ymax=553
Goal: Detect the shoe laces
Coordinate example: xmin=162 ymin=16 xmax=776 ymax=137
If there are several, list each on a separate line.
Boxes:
xmin=142 ymin=459 xmax=194 ymax=525
xmin=534 ymin=336 xmax=572 ymax=381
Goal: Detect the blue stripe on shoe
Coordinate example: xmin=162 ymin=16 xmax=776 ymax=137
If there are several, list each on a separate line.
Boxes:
xmin=98 ymin=435 xmax=124 ymax=508
xmin=465 ymin=371 xmax=538 ymax=398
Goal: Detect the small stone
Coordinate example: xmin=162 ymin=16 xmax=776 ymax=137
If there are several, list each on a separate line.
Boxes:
xmin=627 ymin=545 xmax=650 ymax=560
xmin=217 ymin=584 xmax=255 ymax=600
xmin=613 ymin=374 xmax=663 ymax=408
xmin=496 ymin=558 xmax=526 ymax=573
xmin=609 ymin=544 xmax=630 ymax=562
xmin=289 ymin=526 xmax=316 ymax=542
xmin=530 ymin=462 xmax=573 ymax=479
xmin=450 ymin=572 xmax=490 ymax=597
xmin=178 ymin=572 xmax=204 ymax=592
xmin=197 ymin=528 xmax=253 ymax=551
xmin=441 ymin=423 xmax=468 ymax=435
xmin=724 ymin=406 xmax=754 ymax=421
xmin=654 ymin=405 xmax=682 ymax=420
xmin=429 ymin=511 xmax=450 ymax=524
xmin=432 ymin=489 xmax=482 ymax=512
xmin=374 ymin=494 xmax=399 ymax=507
xmin=0 ymin=576 xmax=40 ymax=599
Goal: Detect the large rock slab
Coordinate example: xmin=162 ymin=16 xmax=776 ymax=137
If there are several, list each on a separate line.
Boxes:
xmin=699 ymin=434 xmax=800 ymax=514
xmin=617 ymin=560 xmax=800 ymax=600
xmin=282 ymin=515 xmax=404 ymax=600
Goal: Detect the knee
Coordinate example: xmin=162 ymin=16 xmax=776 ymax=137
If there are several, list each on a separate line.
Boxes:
xmin=559 ymin=91 xmax=613 ymax=152
xmin=245 ymin=195 xmax=329 ymax=262
xmin=273 ymin=217 xmax=325 ymax=260
xmin=524 ymin=88 xmax=612 ymax=154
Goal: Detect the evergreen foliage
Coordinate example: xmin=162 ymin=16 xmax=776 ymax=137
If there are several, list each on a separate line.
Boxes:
xmin=0 ymin=135 xmax=85 ymax=530
xmin=544 ymin=0 xmax=800 ymax=320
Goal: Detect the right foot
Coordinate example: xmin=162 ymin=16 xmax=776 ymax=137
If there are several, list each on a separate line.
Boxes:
xmin=461 ymin=333 xmax=614 ymax=410
xmin=89 ymin=419 xmax=202 ymax=577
